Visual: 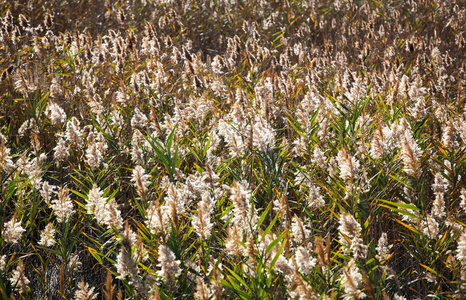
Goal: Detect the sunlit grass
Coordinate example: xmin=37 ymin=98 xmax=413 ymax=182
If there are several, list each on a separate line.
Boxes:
xmin=0 ymin=0 xmax=465 ymax=299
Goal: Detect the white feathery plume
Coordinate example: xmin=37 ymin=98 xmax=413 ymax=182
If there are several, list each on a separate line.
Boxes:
xmin=38 ymin=224 xmax=56 ymax=247
xmin=4 ymin=215 xmax=26 ymax=244
xmin=50 ymin=186 xmax=74 ymax=223
xmin=157 ymin=245 xmax=181 ymax=283
xmin=9 ymin=259 xmax=30 ymax=294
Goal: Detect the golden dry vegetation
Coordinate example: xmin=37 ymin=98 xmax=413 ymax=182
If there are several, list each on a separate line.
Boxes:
xmin=0 ymin=0 xmax=466 ymax=299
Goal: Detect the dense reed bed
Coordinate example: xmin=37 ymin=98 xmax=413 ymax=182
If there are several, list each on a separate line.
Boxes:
xmin=0 ymin=0 xmax=466 ymax=299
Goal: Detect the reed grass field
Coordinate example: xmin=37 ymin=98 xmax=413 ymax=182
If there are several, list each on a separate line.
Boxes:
xmin=0 ymin=0 xmax=466 ymax=299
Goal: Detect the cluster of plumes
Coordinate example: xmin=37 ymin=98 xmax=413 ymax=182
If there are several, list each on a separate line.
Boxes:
xmin=74 ymin=279 xmax=98 ymax=300
xmin=0 ymin=0 xmax=466 ymax=298
xmin=396 ymin=172 xmax=449 ymax=241
xmin=192 ymin=191 xmax=215 ymax=239
xmin=132 ymin=165 xmax=151 ymax=200
xmin=38 ymin=223 xmax=56 ymax=247
xmin=430 ymin=173 xmax=446 ymax=219
xmin=340 ymin=259 xmax=366 ymax=300
xmin=113 ymin=223 xmax=150 ymax=296
xmin=3 ymin=215 xmax=26 ymax=244
xmin=225 ymin=180 xmax=257 ymax=244
xmin=336 ymin=148 xmax=361 ymax=199
xmin=86 ymin=184 xmax=123 ymax=230
xmin=456 ymin=230 xmax=466 ymax=286
xmin=156 ymin=244 xmax=182 ymax=284
xmin=338 ymin=213 xmax=368 ymax=261
xmin=0 ymin=138 xmax=15 ymax=173
xmin=294 ymin=170 xmax=325 ymax=209
xmin=50 ymin=186 xmax=74 ymax=223
xmin=9 ymin=259 xmax=30 ymax=294
xmin=399 ymin=128 xmax=422 ymax=179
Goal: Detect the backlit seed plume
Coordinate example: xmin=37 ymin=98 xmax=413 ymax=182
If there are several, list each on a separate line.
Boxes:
xmin=53 ymin=137 xmax=69 ymax=164
xmin=339 ymin=213 xmax=367 ymax=259
xmin=370 ymin=123 xmax=384 ymax=159
xmin=103 ymin=198 xmax=123 ymax=230
xmin=421 ymin=213 xmax=439 ymax=239
xmin=339 ymin=213 xmax=361 ymax=243
xmin=0 ymin=139 xmax=14 ymax=173
xmin=44 ymin=10 xmax=53 ymax=29
xmin=291 ymin=215 xmax=310 ymax=244
xmin=272 ymin=193 xmax=287 ymax=220
xmin=441 ymin=118 xmax=457 ymax=151
xmin=272 ymin=247 xmax=294 ymax=276
xmin=0 ymin=255 xmax=5 ymax=273
xmin=209 ymin=262 xmax=224 ymax=298
xmin=38 ymin=224 xmax=56 ymax=247
xmin=65 ymin=117 xmax=83 ymax=145
xmin=192 ymin=192 xmax=215 ymax=239
xmin=85 ymin=140 xmax=103 ymax=170
xmin=431 ymin=192 xmax=446 ymax=219
xmin=115 ymin=246 xmax=138 ymax=281
xmin=307 ymin=182 xmax=325 ymax=209
xmin=86 ymin=184 xmax=107 ymax=224
xmin=229 ymin=180 xmax=255 ymax=230
xmin=131 ymin=108 xmax=148 ymax=129
xmin=194 ymin=278 xmax=210 ymax=300
xmin=132 ymin=165 xmax=151 ymax=199
xmin=313 ymin=146 xmax=327 ymax=169
xmin=18 ymin=14 xmax=30 ymax=30
xmin=217 ymin=119 xmax=246 ymax=158
xmin=163 ymin=183 xmax=187 ymax=228
xmin=295 ymin=247 xmax=316 ymax=275
xmin=340 ymin=260 xmax=366 ymax=300
xmin=393 ymin=294 xmax=408 ymax=300
xmin=400 ymin=129 xmax=421 ymax=178
xmin=50 ymin=186 xmax=74 ymax=223
xmin=115 ymin=224 xmax=139 ymax=283
xmin=4 ymin=215 xmax=26 ymax=244
xmin=337 ymin=148 xmax=360 ymax=182
xmin=245 ymin=233 xmax=256 ymax=270
xmin=456 ymin=230 xmax=466 ymax=265
xmin=41 ymin=181 xmax=57 ymax=204
xmin=18 ymin=118 xmax=38 ymax=137
xmin=225 ymin=224 xmax=243 ymax=257
xmin=288 ymin=271 xmax=316 ymax=300
xmin=460 ymin=188 xmax=466 ymax=213
xmin=350 ymin=235 xmax=368 ymax=260
xmin=14 ymin=72 xmax=34 ymax=95
xmin=74 ymin=279 xmax=98 ymax=300
xmin=252 ymin=117 xmax=275 ymax=152
xmin=432 ymin=172 xmax=446 ymax=194
xmin=110 ymin=105 xmax=124 ymax=129
xmin=49 ymin=77 xmax=62 ymax=97
xmin=9 ymin=259 xmax=30 ymax=294
xmin=45 ymin=102 xmax=66 ymax=125
xmin=376 ymin=233 xmax=392 ymax=262
xmin=131 ymin=129 xmax=144 ymax=164
xmin=134 ymin=235 xmax=148 ymax=263
xmin=157 ymin=245 xmax=182 ymax=283
xmin=146 ymin=201 xmax=166 ymax=236
xmin=120 ymin=223 xmax=137 ymax=249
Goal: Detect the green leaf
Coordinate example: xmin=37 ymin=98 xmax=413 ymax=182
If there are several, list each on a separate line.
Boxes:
xmin=86 ymin=246 xmax=103 ymax=264
xmin=378 ymin=199 xmax=420 ymax=211
xmin=266 ymin=230 xmax=288 ymax=256
xmin=226 ymin=266 xmax=250 ymax=292
xmin=257 ymin=201 xmax=272 ymax=229
xmin=70 ymin=189 xmax=88 ymax=200
xmin=220 ymin=277 xmax=254 ymax=300
xmin=270 ymin=235 xmax=287 ymax=270
xmin=261 ymin=211 xmax=280 ymax=241
xmin=378 ymin=204 xmax=420 ymax=220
